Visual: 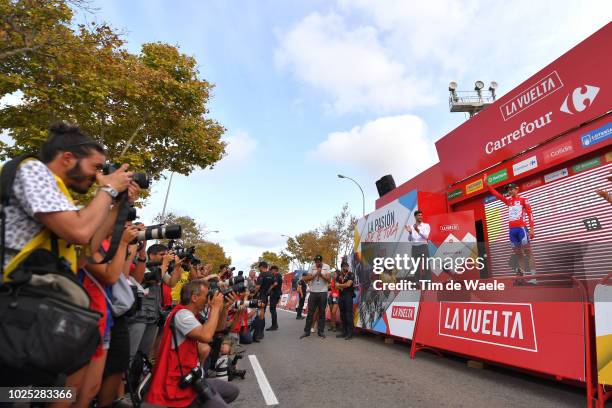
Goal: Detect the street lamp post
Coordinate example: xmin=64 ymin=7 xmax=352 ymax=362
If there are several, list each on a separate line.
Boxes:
xmin=202 ymin=230 xmax=219 ymax=238
xmin=337 ymin=174 xmax=365 ymax=216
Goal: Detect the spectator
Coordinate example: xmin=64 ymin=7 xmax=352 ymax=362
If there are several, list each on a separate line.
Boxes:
xmin=300 ymin=255 xmax=331 ymax=339
xmin=295 ymin=275 xmax=307 ymax=320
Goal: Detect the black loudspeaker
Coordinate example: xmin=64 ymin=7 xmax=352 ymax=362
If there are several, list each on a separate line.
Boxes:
xmin=375 ymin=175 xmax=396 ymax=197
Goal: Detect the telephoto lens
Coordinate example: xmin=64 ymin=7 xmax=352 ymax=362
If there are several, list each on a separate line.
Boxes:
xmin=102 ymin=163 xmax=150 ymax=189
xmin=136 ymin=224 xmax=182 ymax=241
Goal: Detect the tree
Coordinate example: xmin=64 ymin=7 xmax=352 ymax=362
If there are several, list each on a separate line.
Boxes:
xmin=0 ymin=0 xmax=225 ymax=181
xmin=250 ymin=250 xmax=290 ymax=273
xmin=284 ymin=203 xmax=358 ymax=269
xmin=195 ymin=241 xmax=231 ymax=274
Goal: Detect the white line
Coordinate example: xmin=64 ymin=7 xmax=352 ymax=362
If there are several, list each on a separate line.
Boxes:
xmin=278 ymin=308 xmax=296 ymax=314
xmin=248 ymin=354 xmax=279 ymax=406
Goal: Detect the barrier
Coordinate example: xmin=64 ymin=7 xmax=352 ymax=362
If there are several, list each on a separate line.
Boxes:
xmin=595 ymin=273 xmax=612 ymax=407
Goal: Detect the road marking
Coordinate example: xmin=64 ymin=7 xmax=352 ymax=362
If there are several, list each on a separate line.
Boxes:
xmin=248 ymin=354 xmax=279 ymax=406
xmin=278 ymin=308 xmax=296 ymax=314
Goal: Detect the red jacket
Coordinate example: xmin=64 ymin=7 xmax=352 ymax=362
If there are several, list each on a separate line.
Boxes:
xmin=146 ymin=304 xmax=199 ymax=407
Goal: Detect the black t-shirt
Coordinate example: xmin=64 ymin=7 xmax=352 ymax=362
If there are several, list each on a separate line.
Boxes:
xmin=298 ymin=279 xmax=307 ymax=293
xmin=256 ymin=271 xmax=274 ymax=297
xmin=270 ymin=273 xmax=283 ymax=297
xmin=336 ymin=271 xmax=355 ymax=296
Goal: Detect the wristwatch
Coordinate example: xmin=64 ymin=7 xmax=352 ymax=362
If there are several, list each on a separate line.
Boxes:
xmin=99 ymin=184 xmax=119 ymax=199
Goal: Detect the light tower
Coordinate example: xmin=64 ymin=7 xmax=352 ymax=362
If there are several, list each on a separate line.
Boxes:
xmin=448 ymin=81 xmax=498 ymax=118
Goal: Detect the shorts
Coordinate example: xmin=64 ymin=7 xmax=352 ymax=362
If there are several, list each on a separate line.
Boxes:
xmin=509 ymin=227 xmax=530 ymax=248
xmin=103 ymin=315 xmax=130 ymax=377
xmin=82 ymin=274 xmax=110 ymax=358
xmin=328 ymin=296 xmax=339 ymax=305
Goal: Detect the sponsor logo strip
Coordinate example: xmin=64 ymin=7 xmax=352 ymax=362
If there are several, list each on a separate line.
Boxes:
xmin=581 ymin=122 xmax=612 ymax=148
xmin=544 ymin=168 xmax=568 ymax=183
xmin=543 ymin=140 xmax=574 ymax=164
xmin=487 ymin=169 xmax=508 ymax=185
xmin=391 ymin=305 xmax=415 ymax=321
xmin=438 ymin=301 xmax=538 ymax=352
xmin=512 ymin=155 xmax=538 ymax=176
xmin=466 ymin=179 xmax=483 ymax=194
xmin=572 ymin=157 xmax=601 ymax=173
xmin=500 ymin=71 xmax=563 ymax=121
xmin=448 ymin=188 xmax=463 ymax=200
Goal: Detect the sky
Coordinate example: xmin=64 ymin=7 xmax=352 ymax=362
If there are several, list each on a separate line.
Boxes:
xmin=6 ymin=0 xmax=610 ymax=271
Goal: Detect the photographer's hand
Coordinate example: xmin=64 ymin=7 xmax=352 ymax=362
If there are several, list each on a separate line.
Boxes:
xmin=224 ymin=292 xmax=238 ymax=310
xmin=127 ymin=181 xmax=141 ymax=204
xmin=96 ymin=164 xmax=133 ymax=193
xmin=121 ymin=225 xmax=140 ymax=245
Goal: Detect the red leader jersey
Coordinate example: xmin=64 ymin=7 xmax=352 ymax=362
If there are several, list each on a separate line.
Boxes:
xmin=486 ymin=184 xmax=535 ymax=230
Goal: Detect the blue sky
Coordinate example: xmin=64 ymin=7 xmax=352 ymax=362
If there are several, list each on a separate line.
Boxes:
xmin=63 ymin=0 xmax=610 ymax=270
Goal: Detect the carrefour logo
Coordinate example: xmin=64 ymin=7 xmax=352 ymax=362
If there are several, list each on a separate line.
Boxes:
xmin=560 ymin=85 xmax=599 ymax=115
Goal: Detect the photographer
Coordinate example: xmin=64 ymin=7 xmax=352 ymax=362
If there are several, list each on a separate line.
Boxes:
xmin=127 ymin=243 xmax=183 ymax=362
xmin=253 ymin=261 xmax=274 ymax=342
xmin=295 ymin=275 xmax=307 ymax=320
xmin=146 ymin=280 xmax=239 ymax=408
xmin=0 ymin=123 xmax=133 ymax=387
xmin=266 ymin=265 xmax=283 ymax=331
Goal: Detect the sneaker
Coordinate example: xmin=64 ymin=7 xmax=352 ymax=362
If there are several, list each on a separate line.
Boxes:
xmin=345 ymin=335 xmax=353 ymax=340
xmin=311 ymin=328 xmax=315 ymax=333
xmin=318 ymin=332 xmax=326 ymax=339
xmin=300 ymin=333 xmax=310 ymax=339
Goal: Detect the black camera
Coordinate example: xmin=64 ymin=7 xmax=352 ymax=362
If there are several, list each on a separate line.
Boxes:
xmin=136 ymin=224 xmax=182 ymax=241
xmin=178 ymin=367 xmax=216 ymax=400
xmin=226 ymin=275 xmax=247 ymax=294
xmin=127 ymin=205 xmax=137 ymax=222
xmin=231 ymin=299 xmax=259 ymax=310
xmin=103 ymin=163 xmax=150 ymax=189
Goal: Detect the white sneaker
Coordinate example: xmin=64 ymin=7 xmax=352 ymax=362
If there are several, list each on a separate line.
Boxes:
xmin=311 ymin=328 xmax=315 ymax=333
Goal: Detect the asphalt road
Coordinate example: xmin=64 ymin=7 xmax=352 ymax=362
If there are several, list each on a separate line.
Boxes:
xmin=230 ymin=309 xmax=585 ymax=408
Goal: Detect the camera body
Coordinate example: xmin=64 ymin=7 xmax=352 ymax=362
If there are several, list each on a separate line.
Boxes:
xmin=178 ymin=367 xmax=216 ymax=400
xmin=103 ymin=163 xmax=151 ymax=189
xmin=231 ymin=298 xmax=259 ymax=310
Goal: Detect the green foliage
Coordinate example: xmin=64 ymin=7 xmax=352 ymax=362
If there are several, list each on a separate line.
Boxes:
xmin=0 ymin=0 xmax=225 ymax=180
xmin=284 ymin=203 xmax=357 ymax=269
xmin=251 ymin=250 xmax=290 ymax=273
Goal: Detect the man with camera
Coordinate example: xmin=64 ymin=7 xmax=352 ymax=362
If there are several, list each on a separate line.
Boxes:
xmin=300 ymin=255 xmax=331 ymax=339
xmin=0 ymin=123 xmax=136 ymax=387
xmin=266 ymin=265 xmax=283 ymax=331
xmin=146 ymin=280 xmax=239 ymax=408
xmin=127 ymin=243 xmax=184 ymax=361
xmin=253 ymin=261 xmax=274 ymax=341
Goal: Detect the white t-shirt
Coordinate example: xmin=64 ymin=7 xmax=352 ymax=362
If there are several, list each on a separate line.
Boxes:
xmin=408 ymin=222 xmax=430 ymax=245
xmin=2 ymin=160 xmax=77 ymax=268
xmin=172 ymin=309 xmax=201 ymax=349
xmin=307 ymin=263 xmax=331 ymax=293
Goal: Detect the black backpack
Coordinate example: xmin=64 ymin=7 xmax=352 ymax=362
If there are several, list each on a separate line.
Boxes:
xmin=0 ymin=155 xmax=101 ymax=382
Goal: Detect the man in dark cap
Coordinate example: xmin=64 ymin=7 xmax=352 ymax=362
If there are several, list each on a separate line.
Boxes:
xmin=300 ymin=255 xmax=331 ymax=339
xmin=335 ymin=261 xmax=355 ymax=340
xmin=253 ymin=261 xmax=274 ymax=342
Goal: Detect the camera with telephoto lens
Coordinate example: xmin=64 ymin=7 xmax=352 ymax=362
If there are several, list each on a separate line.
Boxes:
xmin=178 ymin=367 xmax=216 ymax=401
xmin=225 ymin=275 xmax=247 ymax=294
xmin=136 ymin=224 xmax=182 ymax=242
xmin=102 ymin=163 xmax=150 ymax=190
xmin=231 ymin=299 xmax=259 ymax=310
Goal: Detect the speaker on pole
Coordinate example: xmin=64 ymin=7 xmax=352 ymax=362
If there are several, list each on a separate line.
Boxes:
xmin=375 ymin=175 xmax=396 ymax=197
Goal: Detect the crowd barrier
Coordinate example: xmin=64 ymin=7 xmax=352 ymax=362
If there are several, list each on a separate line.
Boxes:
xmin=279 ymin=272 xmax=612 ymax=407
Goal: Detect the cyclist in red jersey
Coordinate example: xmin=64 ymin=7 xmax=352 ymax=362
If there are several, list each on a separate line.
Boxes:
xmin=484 ymin=175 xmax=536 ymax=279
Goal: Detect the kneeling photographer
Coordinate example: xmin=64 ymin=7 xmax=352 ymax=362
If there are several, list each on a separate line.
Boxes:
xmin=146 ymin=280 xmax=239 ymax=408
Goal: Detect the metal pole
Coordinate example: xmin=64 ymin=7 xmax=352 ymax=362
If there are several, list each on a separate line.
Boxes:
xmin=160 ymin=172 xmax=174 ymax=220
xmin=339 ymin=175 xmax=365 ymax=216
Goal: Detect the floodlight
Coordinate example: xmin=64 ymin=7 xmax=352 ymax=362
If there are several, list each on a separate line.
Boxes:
xmin=474 ymin=81 xmax=485 ymax=90
xmin=448 ymin=81 xmax=457 ymax=91
xmin=489 ymin=81 xmax=498 ymax=90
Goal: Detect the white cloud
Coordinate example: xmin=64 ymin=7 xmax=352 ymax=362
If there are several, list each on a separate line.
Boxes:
xmin=310 ymin=114 xmax=437 ymax=182
xmin=276 ymin=1 xmax=611 ymax=115
xmin=213 ymin=129 xmax=257 ymax=172
xmin=275 ymin=12 xmax=436 ymax=114
xmin=235 ymin=231 xmax=286 ymax=248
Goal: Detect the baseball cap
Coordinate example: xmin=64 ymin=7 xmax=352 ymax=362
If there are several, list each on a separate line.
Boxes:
xmin=258 ymin=261 xmax=269 ymax=268
xmin=506 ymin=183 xmax=518 ymax=190
xmin=314 ymin=255 xmax=323 ymax=262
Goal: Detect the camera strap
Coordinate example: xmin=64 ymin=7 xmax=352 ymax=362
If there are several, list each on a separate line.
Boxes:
xmin=169 ymin=312 xmax=185 ymax=378
xmin=88 ymin=197 xmax=131 ymax=265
